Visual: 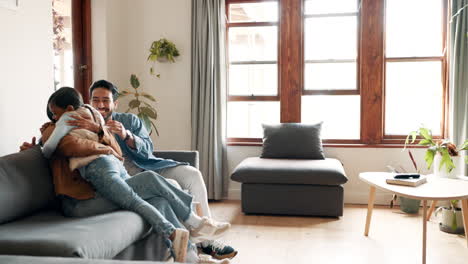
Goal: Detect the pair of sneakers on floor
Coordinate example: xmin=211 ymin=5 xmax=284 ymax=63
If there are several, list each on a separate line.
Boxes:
xmin=172 ymin=215 xmax=235 ymax=263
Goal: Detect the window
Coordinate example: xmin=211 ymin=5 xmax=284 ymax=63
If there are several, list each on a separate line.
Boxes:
xmin=384 ymin=0 xmax=445 ymax=136
xmin=226 ymin=1 xmax=280 ymax=138
xmin=226 ymin=0 xmax=448 ymax=146
xmin=52 ymin=0 xmax=93 ymax=102
xmin=301 ymin=0 xmax=360 ymax=140
xmin=53 ymin=0 xmax=75 ymax=89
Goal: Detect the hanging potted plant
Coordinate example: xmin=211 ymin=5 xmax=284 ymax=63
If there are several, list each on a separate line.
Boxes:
xmin=147 ymin=38 xmax=180 ymax=78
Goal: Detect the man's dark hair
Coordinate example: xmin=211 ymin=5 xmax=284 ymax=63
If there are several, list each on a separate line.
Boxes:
xmin=47 ymin=87 xmax=84 ymax=121
xmin=89 ymin=80 xmax=119 ymax=101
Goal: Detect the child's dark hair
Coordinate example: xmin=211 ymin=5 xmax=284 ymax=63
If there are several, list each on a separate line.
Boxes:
xmin=47 ymin=87 xmax=83 ymax=121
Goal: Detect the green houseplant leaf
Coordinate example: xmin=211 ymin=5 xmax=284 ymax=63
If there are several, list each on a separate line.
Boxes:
xmin=137 ymin=113 xmax=152 ymax=133
xmin=404 ymin=131 xmax=418 ymax=150
xmin=439 ymin=148 xmax=456 ymax=173
xmin=419 ymin=139 xmax=433 ymax=146
xmin=459 ymin=139 xmax=468 ymax=151
xmin=130 ymin=74 xmax=140 ymax=89
xmin=117 ymin=90 xmax=132 ymax=99
xmin=141 ymin=106 xmax=157 ymax=119
xmin=141 ymin=92 xmax=156 ymax=102
xmin=424 ymin=148 xmax=436 ymax=169
xmin=129 ymin=99 xmax=140 ymax=109
xmin=450 ymin=200 xmax=459 ymax=231
xmin=419 ymin=127 xmax=432 ymax=141
xmin=125 ymin=74 xmax=159 ymax=135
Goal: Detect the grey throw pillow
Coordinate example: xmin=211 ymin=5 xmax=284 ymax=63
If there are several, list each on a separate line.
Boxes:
xmin=261 ymin=122 xmax=325 ymax=159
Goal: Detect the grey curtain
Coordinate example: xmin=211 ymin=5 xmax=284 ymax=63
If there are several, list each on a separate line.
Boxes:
xmin=191 ymin=0 xmax=228 ymax=200
xmin=449 ymin=1 xmax=468 ymax=173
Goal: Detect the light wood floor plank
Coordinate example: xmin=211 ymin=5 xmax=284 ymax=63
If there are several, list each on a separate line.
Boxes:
xmin=209 ymin=201 xmax=468 ymax=264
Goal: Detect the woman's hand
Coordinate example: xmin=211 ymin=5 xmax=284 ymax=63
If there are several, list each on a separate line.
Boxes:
xmin=67 ymin=114 xmax=100 ymax=133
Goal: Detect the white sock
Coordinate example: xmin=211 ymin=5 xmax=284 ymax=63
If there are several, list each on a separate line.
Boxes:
xmin=185 ymin=247 xmax=199 ymax=263
xmin=184 ymin=212 xmax=203 ymax=229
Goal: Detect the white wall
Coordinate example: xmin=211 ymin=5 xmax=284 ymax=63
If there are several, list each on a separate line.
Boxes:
xmin=92 ymin=0 xmax=192 ymax=150
xmin=93 ymin=1 xmax=432 ymax=205
xmin=0 ymin=0 xmax=54 ymax=156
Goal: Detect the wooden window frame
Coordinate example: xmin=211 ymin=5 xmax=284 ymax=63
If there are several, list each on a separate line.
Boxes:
xmin=226 ymin=0 xmax=280 ymax=103
xmin=379 ymin=0 xmax=449 ymax=145
xmin=302 ymin=8 xmax=361 ymax=96
xmin=225 ymin=0 xmax=449 ymax=147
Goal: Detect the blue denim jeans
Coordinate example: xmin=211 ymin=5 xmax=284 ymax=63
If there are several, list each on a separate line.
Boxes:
xmin=62 ymin=155 xmax=193 ymax=239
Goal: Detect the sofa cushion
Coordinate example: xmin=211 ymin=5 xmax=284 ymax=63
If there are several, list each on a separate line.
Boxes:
xmin=0 ymin=146 xmax=55 ymax=224
xmin=0 ymin=210 xmax=151 ymax=259
xmin=231 ymin=157 xmax=347 ymax=185
xmin=0 ymin=255 xmax=165 ymax=264
xmin=261 ymin=123 xmax=325 ymax=159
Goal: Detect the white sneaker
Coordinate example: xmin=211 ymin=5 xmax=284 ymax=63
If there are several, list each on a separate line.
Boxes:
xmin=190 ymin=217 xmax=231 ymax=243
xmin=172 ymin=228 xmax=189 ymax=262
xmin=197 ymin=253 xmax=231 ymax=264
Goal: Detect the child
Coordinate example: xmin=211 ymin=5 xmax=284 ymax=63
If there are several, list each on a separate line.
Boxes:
xmin=41 ymin=87 xmax=230 ymax=263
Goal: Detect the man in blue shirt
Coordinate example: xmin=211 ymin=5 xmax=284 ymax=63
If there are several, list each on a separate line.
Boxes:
xmin=71 ymin=80 xmax=237 ymax=260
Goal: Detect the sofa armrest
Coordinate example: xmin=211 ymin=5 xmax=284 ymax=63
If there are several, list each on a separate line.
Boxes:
xmin=152 ymin=151 xmax=199 ymax=169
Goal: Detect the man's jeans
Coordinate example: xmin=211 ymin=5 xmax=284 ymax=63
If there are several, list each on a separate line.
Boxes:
xmin=158 ymin=165 xmax=211 ymax=218
xmin=62 ymin=155 xmax=193 ymax=238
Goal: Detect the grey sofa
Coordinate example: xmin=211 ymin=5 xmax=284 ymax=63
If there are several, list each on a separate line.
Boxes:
xmin=0 ymin=146 xmax=199 ymax=261
xmin=231 ymin=157 xmax=347 ymax=217
xmin=0 ymin=255 xmax=168 ymax=264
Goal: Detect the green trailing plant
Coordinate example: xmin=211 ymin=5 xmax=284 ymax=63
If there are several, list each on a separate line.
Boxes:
xmin=118 ymin=74 xmax=159 ymax=135
xmin=449 ymin=200 xmax=460 ymax=232
xmin=404 ymin=127 xmax=468 ymax=173
xmin=147 ymin=38 xmax=180 ymax=78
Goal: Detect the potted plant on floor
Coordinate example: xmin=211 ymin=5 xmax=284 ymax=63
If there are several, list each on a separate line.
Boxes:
xmin=389 ymin=150 xmax=422 ymax=214
xmin=435 ymin=200 xmax=465 ymax=234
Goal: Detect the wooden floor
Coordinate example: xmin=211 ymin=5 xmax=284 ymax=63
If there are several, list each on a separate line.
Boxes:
xmin=209 ymin=201 xmax=468 ymax=264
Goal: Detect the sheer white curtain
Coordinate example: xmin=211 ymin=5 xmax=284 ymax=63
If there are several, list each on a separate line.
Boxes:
xmin=449 ymin=0 xmax=468 ymax=173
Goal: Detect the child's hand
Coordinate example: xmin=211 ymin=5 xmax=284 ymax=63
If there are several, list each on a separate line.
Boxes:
xmin=19 ymin=137 xmax=36 ymax=152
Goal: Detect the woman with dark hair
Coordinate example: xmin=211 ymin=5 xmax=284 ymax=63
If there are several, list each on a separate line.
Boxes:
xmin=40 ymin=87 xmax=230 ymax=263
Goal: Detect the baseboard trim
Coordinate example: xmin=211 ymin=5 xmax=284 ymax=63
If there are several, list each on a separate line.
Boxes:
xmin=227 ymin=188 xmax=395 ymax=206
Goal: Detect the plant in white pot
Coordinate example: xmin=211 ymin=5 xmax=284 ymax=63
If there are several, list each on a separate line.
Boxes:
xmin=435 ymin=200 xmax=465 ymax=234
xmin=405 ymin=127 xmax=468 ymax=178
xmin=405 ymin=127 xmax=468 ymax=233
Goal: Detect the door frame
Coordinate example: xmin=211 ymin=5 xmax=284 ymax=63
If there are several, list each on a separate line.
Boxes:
xmin=72 ymin=0 xmax=92 ymax=103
